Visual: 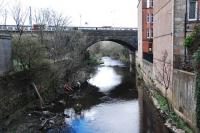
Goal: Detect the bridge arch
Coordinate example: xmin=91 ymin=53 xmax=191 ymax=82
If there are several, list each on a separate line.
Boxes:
xmin=86 ymin=37 xmax=137 ymax=52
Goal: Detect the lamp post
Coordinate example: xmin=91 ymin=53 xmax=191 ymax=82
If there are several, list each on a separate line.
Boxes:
xmin=79 ymin=14 xmax=82 ymax=27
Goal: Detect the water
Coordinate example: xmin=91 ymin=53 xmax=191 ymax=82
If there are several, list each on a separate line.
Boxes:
xmin=48 ymin=57 xmax=172 ymax=133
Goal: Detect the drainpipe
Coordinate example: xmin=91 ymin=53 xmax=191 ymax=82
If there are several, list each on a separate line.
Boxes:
xmin=184 ymin=0 xmax=187 ymax=63
xmin=171 ymin=0 xmax=175 ymax=108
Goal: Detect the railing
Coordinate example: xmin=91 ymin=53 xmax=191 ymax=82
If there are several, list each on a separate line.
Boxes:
xmin=0 ymin=25 xmax=137 ymax=32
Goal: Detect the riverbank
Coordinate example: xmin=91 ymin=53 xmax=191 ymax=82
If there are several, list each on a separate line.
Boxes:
xmin=137 ymin=69 xmax=194 ymax=133
xmin=0 ymin=61 xmax=95 ymax=132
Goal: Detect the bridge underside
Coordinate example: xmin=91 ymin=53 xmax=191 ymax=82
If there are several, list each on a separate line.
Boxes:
xmin=84 ymin=29 xmax=138 ymax=51
xmin=107 ymin=39 xmax=136 ymax=51
xmin=86 ymin=37 xmax=137 ymax=51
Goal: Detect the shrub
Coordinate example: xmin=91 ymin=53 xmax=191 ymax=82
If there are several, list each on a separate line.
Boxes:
xmin=11 ymin=37 xmax=48 ymax=71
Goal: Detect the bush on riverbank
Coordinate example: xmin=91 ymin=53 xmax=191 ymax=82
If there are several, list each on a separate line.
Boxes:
xmin=193 ymin=48 xmax=200 ymax=131
xmin=12 ymin=37 xmax=49 ymax=72
xmin=86 ymin=53 xmax=102 ymax=65
xmin=87 ymin=41 xmax=130 ymax=62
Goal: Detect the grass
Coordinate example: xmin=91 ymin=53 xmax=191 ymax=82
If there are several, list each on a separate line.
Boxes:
xmin=153 ymin=91 xmax=169 ymax=112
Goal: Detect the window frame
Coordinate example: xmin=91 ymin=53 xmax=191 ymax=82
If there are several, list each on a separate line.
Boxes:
xmin=147 ymin=13 xmax=150 ymax=23
xmin=187 ymin=0 xmax=198 ymax=21
xmin=147 ymin=0 xmax=150 ymax=8
xmin=150 ymin=0 xmax=153 ymax=8
xmin=151 ymin=13 xmax=153 ymax=23
xmin=147 ymin=28 xmax=153 ymax=39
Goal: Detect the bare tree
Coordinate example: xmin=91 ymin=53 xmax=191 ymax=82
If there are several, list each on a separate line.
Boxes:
xmin=0 ymin=0 xmax=5 ymax=25
xmin=34 ymin=8 xmax=52 ymax=43
xmin=34 ymin=8 xmax=71 ymax=44
xmin=50 ymin=10 xmax=71 ymax=31
xmin=2 ymin=9 xmax=8 ymax=26
xmin=155 ymin=50 xmax=172 ymax=98
xmin=10 ymin=1 xmax=28 ymax=37
xmin=34 ymin=8 xmax=71 ymax=29
xmin=34 ymin=8 xmax=72 ymax=60
xmin=34 ymin=8 xmax=52 ymax=26
xmin=0 ymin=0 xmax=4 ymax=11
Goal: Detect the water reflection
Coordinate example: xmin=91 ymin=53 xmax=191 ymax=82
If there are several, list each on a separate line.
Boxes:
xmin=48 ymin=57 xmax=171 ymax=133
xmin=65 ymin=100 xmax=139 ymax=133
xmin=88 ymin=67 xmax=122 ymax=92
xmin=88 ymin=57 xmax=124 ymax=92
xmin=100 ymin=57 xmax=125 ymax=67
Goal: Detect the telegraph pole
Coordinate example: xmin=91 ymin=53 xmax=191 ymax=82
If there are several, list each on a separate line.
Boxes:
xmin=80 ymin=14 xmax=82 ymax=27
xmin=29 ymin=6 xmax=32 ymax=32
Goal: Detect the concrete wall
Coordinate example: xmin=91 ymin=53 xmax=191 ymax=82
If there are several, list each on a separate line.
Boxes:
xmin=142 ymin=59 xmax=153 ymax=80
xmin=153 ymin=0 xmax=173 ymax=95
xmin=172 ymin=69 xmax=196 ymax=129
xmin=0 ymin=34 xmax=11 ymax=75
xmin=137 ymin=0 xmax=143 ymax=63
xmin=136 ymin=56 xmax=197 ymax=130
xmin=153 ymin=0 xmax=173 ymax=62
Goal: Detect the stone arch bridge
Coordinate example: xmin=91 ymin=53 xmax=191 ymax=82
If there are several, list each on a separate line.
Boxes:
xmin=79 ymin=27 xmax=138 ymax=51
xmin=0 ymin=26 xmax=137 ymax=75
xmin=0 ymin=26 xmax=138 ymax=51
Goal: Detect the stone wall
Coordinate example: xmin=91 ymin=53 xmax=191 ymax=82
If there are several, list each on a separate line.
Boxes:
xmin=0 ymin=34 xmax=11 ymax=75
xmin=153 ymin=0 xmax=173 ymax=89
xmin=141 ymin=59 xmax=153 ymax=80
xmin=172 ymin=69 xmax=196 ymax=129
xmin=173 ymin=0 xmax=187 ymax=68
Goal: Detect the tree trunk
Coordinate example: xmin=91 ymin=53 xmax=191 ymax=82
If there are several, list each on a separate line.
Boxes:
xmin=31 ymin=82 xmax=44 ymax=109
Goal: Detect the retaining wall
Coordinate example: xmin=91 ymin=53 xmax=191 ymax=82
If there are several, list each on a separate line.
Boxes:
xmin=0 ymin=34 xmax=11 ymax=75
xmin=172 ymin=69 xmax=196 ymax=129
xmin=136 ymin=57 xmax=197 ymax=131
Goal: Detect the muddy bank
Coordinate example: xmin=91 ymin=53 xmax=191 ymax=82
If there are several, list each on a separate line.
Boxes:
xmin=0 ymin=62 xmax=94 ymax=132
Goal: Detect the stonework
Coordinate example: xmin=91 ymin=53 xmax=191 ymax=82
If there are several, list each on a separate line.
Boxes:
xmin=0 ymin=34 xmax=11 ymax=75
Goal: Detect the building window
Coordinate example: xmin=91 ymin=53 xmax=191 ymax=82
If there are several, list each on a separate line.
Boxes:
xmin=147 ymin=29 xmax=150 ymax=38
xmin=148 ymin=43 xmax=153 ymax=53
xmin=151 ymin=14 xmax=153 ymax=23
xmin=150 ymin=0 xmax=153 ymax=8
xmin=147 ymin=0 xmax=153 ymax=8
xmin=188 ymin=0 xmax=198 ymax=21
xmin=147 ymin=14 xmax=150 ymax=23
xmin=147 ymin=13 xmax=153 ymax=23
xmin=147 ymin=28 xmax=153 ymax=38
xmin=151 ymin=28 xmax=153 ymax=38
xmin=147 ymin=0 xmax=150 ymax=8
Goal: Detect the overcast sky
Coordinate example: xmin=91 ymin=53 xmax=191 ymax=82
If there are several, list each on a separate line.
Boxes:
xmin=2 ymin=0 xmax=138 ymax=27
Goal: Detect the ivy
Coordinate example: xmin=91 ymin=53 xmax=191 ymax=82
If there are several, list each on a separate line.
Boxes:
xmin=193 ymin=47 xmax=200 ymax=129
xmin=184 ymin=34 xmax=194 ymax=47
xmin=184 ymin=24 xmax=200 ymax=48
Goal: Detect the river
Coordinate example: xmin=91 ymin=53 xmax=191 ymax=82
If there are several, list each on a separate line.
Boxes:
xmin=47 ymin=56 xmax=172 ymax=133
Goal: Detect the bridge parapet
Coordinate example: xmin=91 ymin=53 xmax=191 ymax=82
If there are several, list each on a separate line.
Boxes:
xmin=0 ymin=25 xmax=137 ymax=32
